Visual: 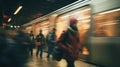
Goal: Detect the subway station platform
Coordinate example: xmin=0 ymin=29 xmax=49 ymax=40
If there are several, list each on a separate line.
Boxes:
xmin=25 ymin=49 xmax=99 ymax=67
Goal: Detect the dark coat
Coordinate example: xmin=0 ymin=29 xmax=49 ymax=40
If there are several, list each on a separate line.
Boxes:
xmin=0 ymin=30 xmax=28 ymax=67
xmin=57 ymin=28 xmax=81 ymax=61
xmin=46 ymin=31 xmax=56 ymax=46
xmin=36 ymin=33 xmax=45 ymax=45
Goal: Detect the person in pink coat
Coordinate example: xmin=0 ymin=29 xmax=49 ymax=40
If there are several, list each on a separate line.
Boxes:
xmin=57 ymin=18 xmax=81 ymax=67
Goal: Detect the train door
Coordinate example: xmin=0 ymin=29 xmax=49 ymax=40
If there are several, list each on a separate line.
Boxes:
xmin=90 ymin=8 xmax=120 ymax=67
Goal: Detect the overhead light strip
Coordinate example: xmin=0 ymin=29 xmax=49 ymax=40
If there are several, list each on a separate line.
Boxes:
xmin=98 ymin=8 xmax=120 ymax=15
xmin=8 ymin=18 xmax=11 ymax=22
xmin=14 ymin=6 xmax=23 ymax=15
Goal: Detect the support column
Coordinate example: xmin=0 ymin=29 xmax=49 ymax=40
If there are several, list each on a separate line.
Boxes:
xmin=48 ymin=14 xmax=58 ymax=31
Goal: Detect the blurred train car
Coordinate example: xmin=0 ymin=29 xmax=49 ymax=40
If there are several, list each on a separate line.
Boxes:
xmin=22 ymin=0 xmax=120 ymax=67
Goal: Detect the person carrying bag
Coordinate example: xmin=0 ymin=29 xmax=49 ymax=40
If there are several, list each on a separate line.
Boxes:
xmin=35 ymin=30 xmax=45 ymax=58
xmin=56 ymin=18 xmax=81 ymax=67
xmin=36 ymin=41 xmax=41 ymax=46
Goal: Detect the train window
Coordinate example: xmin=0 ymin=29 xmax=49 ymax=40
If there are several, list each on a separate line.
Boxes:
xmin=25 ymin=26 xmax=32 ymax=33
xmin=34 ymin=20 xmax=50 ymax=36
xmin=93 ymin=8 xmax=120 ymax=37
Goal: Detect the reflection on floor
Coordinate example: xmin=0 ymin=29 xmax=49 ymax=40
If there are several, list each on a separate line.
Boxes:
xmin=25 ymin=49 xmax=99 ymax=67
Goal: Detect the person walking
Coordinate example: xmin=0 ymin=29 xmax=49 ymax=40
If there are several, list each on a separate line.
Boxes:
xmin=35 ymin=30 xmax=45 ymax=58
xmin=57 ymin=18 xmax=81 ymax=67
xmin=0 ymin=28 xmax=29 ymax=67
xmin=28 ymin=31 xmax=35 ymax=56
xmin=46 ymin=28 xmax=56 ymax=58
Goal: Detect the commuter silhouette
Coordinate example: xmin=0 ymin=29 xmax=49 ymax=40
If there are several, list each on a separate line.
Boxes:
xmin=35 ymin=30 xmax=45 ymax=58
xmin=0 ymin=28 xmax=28 ymax=67
xmin=28 ymin=30 xmax=35 ymax=56
xmin=57 ymin=18 xmax=81 ymax=67
xmin=46 ymin=28 xmax=56 ymax=58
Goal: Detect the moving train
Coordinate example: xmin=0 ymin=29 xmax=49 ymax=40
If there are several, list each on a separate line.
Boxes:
xmin=22 ymin=0 xmax=120 ymax=67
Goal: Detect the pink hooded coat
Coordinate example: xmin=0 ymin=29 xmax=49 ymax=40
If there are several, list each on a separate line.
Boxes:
xmin=57 ymin=28 xmax=81 ymax=61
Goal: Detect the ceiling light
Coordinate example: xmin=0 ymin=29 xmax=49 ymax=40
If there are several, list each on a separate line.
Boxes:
xmin=8 ymin=18 xmax=11 ymax=22
xmin=14 ymin=6 xmax=23 ymax=15
xmin=10 ymin=25 xmax=13 ymax=28
xmin=78 ymin=0 xmax=83 ymax=1
xmin=98 ymin=8 xmax=120 ymax=15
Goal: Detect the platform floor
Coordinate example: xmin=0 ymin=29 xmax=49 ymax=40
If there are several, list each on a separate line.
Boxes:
xmin=25 ymin=49 xmax=99 ymax=67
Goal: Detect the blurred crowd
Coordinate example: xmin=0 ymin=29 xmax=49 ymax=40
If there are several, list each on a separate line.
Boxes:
xmin=0 ymin=17 xmax=80 ymax=67
xmin=0 ymin=27 xmax=29 ymax=67
xmin=0 ymin=26 xmax=57 ymax=67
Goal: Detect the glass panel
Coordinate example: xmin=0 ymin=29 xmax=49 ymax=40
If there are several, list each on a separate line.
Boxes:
xmin=93 ymin=8 xmax=120 ymax=37
xmin=35 ymin=20 xmax=49 ymax=36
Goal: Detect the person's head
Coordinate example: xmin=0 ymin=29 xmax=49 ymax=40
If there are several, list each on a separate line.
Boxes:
xmin=39 ymin=30 xmax=42 ymax=33
xmin=52 ymin=28 xmax=56 ymax=33
xmin=30 ymin=30 xmax=33 ymax=33
xmin=69 ymin=18 xmax=78 ymax=30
